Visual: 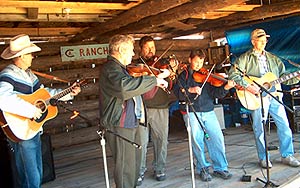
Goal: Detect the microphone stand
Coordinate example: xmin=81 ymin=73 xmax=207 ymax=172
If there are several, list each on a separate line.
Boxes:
xmin=171 ymin=54 xmax=211 ymax=187
xmin=177 ymin=78 xmax=211 ymax=188
xmin=229 ymin=63 xmax=285 ymax=187
xmin=255 ymin=91 xmax=279 ymax=188
xmin=53 ymin=100 xmax=141 ymax=188
xmin=169 ymin=54 xmax=207 ymax=188
xmin=171 ymin=54 xmax=210 ymax=138
xmin=184 ymin=101 xmax=196 ymax=188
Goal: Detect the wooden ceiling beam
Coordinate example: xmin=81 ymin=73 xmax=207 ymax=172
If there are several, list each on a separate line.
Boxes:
xmin=215 ymin=1 xmax=300 ymax=28
xmin=193 ymin=1 xmax=300 ymax=33
xmin=0 ymin=7 xmax=108 ymax=14
xmin=0 ymin=27 xmax=85 ymax=37
xmin=1 ymin=1 xmax=135 ymax=10
xmin=93 ymin=0 xmax=246 ymax=42
xmin=218 ymin=4 xmax=261 ymax=11
xmin=2 ymin=0 xmax=297 ymax=44
xmin=27 ymin=8 xmax=38 ymax=19
xmin=0 ymin=14 xmax=111 ymax=22
xmin=70 ymin=0 xmax=191 ymax=42
xmin=171 ymin=0 xmax=300 ymax=40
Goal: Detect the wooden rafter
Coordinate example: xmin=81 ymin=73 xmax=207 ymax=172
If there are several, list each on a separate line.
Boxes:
xmin=0 ymin=0 xmax=300 ymax=43
xmin=173 ymin=0 xmax=300 ymax=40
xmin=1 ymin=1 xmax=136 ymax=10
xmin=92 ymin=0 xmax=246 ymax=42
xmin=70 ymin=0 xmax=191 ymax=42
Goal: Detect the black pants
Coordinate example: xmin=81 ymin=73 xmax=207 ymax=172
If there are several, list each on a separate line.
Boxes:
xmin=0 ymin=129 xmax=17 ymax=188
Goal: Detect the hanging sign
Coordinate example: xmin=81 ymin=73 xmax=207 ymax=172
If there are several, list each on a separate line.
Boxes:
xmin=60 ymin=43 xmax=109 ymax=62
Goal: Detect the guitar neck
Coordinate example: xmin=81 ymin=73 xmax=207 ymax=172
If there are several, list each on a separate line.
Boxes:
xmin=48 ymin=82 xmax=81 ymax=103
xmin=271 ymin=70 xmax=300 ymax=86
xmin=52 ymin=86 xmax=74 ymax=100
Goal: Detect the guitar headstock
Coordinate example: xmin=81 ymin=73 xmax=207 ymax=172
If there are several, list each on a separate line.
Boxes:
xmin=74 ymin=79 xmax=88 ymax=88
xmin=73 ymin=78 xmax=96 ymax=88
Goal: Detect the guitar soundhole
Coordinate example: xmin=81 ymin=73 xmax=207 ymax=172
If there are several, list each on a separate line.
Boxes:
xmin=263 ymin=82 xmax=271 ymax=90
xmin=34 ymin=100 xmax=48 ymax=123
xmin=35 ymin=100 xmax=47 ymax=113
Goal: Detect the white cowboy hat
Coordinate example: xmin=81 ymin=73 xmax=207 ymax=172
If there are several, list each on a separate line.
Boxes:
xmin=1 ymin=34 xmax=41 ymax=60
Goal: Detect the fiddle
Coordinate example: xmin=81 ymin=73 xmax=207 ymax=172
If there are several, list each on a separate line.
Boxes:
xmin=146 ymin=56 xmax=170 ymax=69
xmin=143 ymin=55 xmax=180 ymax=80
xmin=147 ymin=42 xmax=174 ymax=70
xmin=126 ymin=61 xmax=171 ymax=94
xmin=126 ymin=63 xmax=161 ymax=77
xmin=193 ymin=68 xmax=227 ymax=87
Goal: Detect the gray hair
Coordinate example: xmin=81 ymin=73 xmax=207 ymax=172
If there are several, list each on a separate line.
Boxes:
xmin=109 ymin=35 xmax=134 ymax=55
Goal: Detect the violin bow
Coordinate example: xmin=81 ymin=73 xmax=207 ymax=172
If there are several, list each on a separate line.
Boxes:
xmin=139 ymin=56 xmax=171 ymax=94
xmin=152 ymin=43 xmax=174 ymax=67
xmin=201 ymin=63 xmax=216 ymax=89
xmin=194 ymin=63 xmax=217 ymax=100
xmin=139 ymin=56 xmax=158 ymax=76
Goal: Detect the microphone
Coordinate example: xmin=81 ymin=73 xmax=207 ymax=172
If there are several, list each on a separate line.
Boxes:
xmin=216 ymin=53 xmax=232 ymax=70
xmin=276 ymin=90 xmax=292 ymax=93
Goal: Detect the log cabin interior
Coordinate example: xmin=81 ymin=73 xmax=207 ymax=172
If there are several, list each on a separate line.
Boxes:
xmin=0 ymin=0 xmax=300 ymax=188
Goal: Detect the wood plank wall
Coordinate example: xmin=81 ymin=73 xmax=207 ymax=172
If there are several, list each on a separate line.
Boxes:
xmin=0 ymin=39 xmax=219 ymax=148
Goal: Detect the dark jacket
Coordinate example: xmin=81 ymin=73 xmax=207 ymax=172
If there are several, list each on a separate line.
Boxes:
xmin=99 ymin=55 xmax=157 ymax=128
xmin=173 ymin=67 xmax=228 ymax=113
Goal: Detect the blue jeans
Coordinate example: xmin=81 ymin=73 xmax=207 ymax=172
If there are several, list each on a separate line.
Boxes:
xmin=251 ymin=96 xmax=294 ymax=160
xmin=183 ymin=111 xmax=229 ymax=173
xmin=9 ymin=133 xmax=43 ymax=188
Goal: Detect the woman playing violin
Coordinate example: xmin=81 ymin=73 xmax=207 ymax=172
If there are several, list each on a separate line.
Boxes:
xmin=173 ymin=49 xmax=236 ymax=182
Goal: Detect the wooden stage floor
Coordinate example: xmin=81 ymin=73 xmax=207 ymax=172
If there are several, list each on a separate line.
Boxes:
xmin=42 ymin=125 xmax=300 ymax=188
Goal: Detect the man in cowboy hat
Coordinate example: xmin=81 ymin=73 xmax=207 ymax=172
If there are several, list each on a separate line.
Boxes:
xmin=0 ymin=34 xmax=81 ymax=188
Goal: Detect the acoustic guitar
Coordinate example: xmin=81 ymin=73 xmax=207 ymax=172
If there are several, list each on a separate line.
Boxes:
xmin=236 ymin=71 xmax=300 ymax=110
xmin=0 ymin=80 xmax=86 ymax=142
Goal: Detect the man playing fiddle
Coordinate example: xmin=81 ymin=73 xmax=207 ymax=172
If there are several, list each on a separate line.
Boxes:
xmin=133 ymin=36 xmax=178 ymax=186
xmin=99 ymin=34 xmax=169 ymax=188
xmin=173 ymin=49 xmax=235 ymax=182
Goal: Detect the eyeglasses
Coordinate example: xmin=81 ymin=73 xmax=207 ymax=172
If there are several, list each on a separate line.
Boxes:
xmin=23 ymin=53 xmax=38 ymax=59
xmin=254 ymin=39 xmax=268 ymax=43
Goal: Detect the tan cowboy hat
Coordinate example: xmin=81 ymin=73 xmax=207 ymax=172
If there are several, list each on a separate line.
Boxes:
xmin=1 ymin=34 xmax=41 ymax=60
xmin=251 ymin=29 xmax=270 ymax=39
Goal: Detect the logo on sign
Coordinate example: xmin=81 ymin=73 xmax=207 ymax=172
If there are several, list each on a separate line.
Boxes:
xmin=65 ymin=49 xmax=75 ymax=57
xmin=61 ymin=44 xmax=109 ymax=62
